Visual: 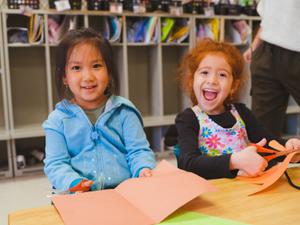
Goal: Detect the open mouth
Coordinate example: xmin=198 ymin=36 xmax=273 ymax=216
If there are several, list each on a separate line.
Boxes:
xmin=203 ymin=90 xmax=218 ymax=101
xmin=81 ymin=85 xmax=97 ymax=90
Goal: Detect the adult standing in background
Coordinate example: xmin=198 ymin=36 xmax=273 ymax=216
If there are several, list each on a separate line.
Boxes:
xmin=243 ymin=0 xmax=300 ymax=137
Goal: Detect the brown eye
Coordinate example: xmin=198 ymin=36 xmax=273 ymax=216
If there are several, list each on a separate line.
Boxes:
xmin=93 ymin=63 xmax=102 ymax=69
xmin=200 ymin=70 xmax=209 ymax=76
xmin=71 ymin=65 xmax=80 ymax=71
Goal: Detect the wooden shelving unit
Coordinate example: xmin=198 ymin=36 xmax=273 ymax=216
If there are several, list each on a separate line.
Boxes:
xmin=0 ymin=6 xmax=298 ymax=177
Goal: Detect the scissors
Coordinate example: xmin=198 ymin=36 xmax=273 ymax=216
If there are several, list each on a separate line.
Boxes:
xmin=250 ymin=143 xmax=300 ymax=162
xmin=69 ymin=180 xmax=93 ymax=193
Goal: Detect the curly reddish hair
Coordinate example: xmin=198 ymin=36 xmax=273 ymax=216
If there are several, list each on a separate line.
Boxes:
xmin=178 ymin=38 xmax=245 ymax=106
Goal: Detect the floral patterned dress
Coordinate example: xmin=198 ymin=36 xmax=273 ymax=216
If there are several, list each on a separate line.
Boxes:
xmin=191 ymin=105 xmax=249 ymax=157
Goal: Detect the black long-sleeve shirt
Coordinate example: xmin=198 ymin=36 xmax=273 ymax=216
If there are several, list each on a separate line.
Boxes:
xmin=175 ymin=103 xmax=285 ymax=179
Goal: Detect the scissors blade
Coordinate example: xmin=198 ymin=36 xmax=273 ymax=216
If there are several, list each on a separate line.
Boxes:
xmin=273 ymin=148 xmax=300 ymax=157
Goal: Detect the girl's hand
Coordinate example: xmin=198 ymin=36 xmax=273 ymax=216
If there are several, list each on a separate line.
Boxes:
xmin=243 ymin=47 xmax=252 ymax=62
xmin=285 ymin=138 xmax=300 ymax=150
xmin=286 ymin=138 xmax=300 ymax=163
xmin=230 ymin=139 xmax=268 ymax=177
xmin=139 ymin=168 xmax=152 ymax=177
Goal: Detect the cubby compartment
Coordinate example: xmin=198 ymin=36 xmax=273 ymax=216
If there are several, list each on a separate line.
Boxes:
xmin=160 ymin=16 xmax=190 ymax=44
xmin=6 ymin=13 xmax=44 ymax=45
xmin=0 ymin=141 xmax=13 ymax=178
xmin=5 ymin=14 xmax=30 ymax=41
xmin=195 ymin=18 xmax=220 ymax=42
xmin=126 ymin=16 xmax=158 ymax=44
xmin=88 ymin=15 xmax=123 ymax=44
xmin=224 ymin=19 xmax=251 ymax=46
xmin=162 ymin=46 xmax=188 ymax=115
xmin=127 ymin=46 xmax=161 ymax=117
xmin=47 ymin=14 xmax=85 ymax=45
xmin=12 ymin=136 xmax=45 ymax=176
xmin=8 ymin=47 xmax=48 ymax=131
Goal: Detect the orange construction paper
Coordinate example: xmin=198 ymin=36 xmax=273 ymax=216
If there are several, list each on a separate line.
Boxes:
xmin=52 ymin=160 xmax=217 ymax=225
xmin=237 ymin=165 xmax=279 ymax=184
xmin=236 ymin=140 xmax=299 ymax=195
xmin=248 ymin=152 xmax=296 ymax=195
xmin=268 ymin=140 xmax=286 ymax=151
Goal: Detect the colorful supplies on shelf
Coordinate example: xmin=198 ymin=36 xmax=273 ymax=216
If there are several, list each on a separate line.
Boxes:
xmin=48 ymin=15 xmax=78 ymax=44
xmin=7 ymin=0 xmax=39 ymax=9
xmin=101 ymin=16 xmax=123 ymax=43
xmin=161 ymin=18 xmax=175 ymax=42
xmin=127 ymin=17 xmax=158 ymax=43
xmin=28 ymin=14 xmax=44 ymax=44
xmin=7 ymin=27 xmax=28 ymax=44
xmin=163 ymin=18 xmax=190 ymax=43
xmin=196 ymin=18 xmax=219 ymax=42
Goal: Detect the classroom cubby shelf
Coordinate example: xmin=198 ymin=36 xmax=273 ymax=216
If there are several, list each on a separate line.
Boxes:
xmin=0 ymin=8 xmax=298 ymax=177
xmin=0 ymin=11 xmax=13 ymax=178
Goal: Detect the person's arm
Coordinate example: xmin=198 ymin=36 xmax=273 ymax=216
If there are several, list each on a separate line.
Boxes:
xmin=121 ymin=107 xmax=156 ymax=178
xmin=243 ymin=27 xmax=263 ymax=62
xmin=175 ymin=109 xmax=237 ymax=179
xmin=43 ymin=119 xmax=87 ymax=191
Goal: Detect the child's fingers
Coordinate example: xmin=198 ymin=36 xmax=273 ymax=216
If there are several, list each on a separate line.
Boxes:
xmin=259 ymin=159 xmax=268 ymax=171
xmin=256 ymin=138 xmax=267 ymax=146
xmin=285 ymin=138 xmax=300 ymax=150
xmin=237 ymin=170 xmax=249 ymax=177
xmin=139 ymin=168 xmax=152 ymax=177
xmin=82 ymin=180 xmax=93 ymax=187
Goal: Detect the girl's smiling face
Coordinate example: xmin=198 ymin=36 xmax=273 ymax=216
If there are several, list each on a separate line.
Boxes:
xmin=64 ymin=42 xmax=109 ymax=110
xmin=193 ymin=53 xmax=234 ymax=115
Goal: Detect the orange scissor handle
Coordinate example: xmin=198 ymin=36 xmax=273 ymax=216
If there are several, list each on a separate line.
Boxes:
xmin=69 ymin=179 xmax=93 ymax=193
xmin=249 ymin=143 xmax=300 ymax=162
xmin=249 ymin=143 xmax=279 ymax=162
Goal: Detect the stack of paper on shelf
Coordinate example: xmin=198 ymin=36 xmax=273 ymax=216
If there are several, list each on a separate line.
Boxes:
xmin=109 ymin=16 xmax=122 ymax=43
xmin=225 ymin=20 xmax=251 ymax=45
xmin=28 ymin=14 xmax=44 ymax=44
xmin=145 ymin=17 xmax=158 ymax=43
xmin=161 ymin=18 xmax=175 ymax=42
xmin=161 ymin=18 xmax=190 ymax=43
xmin=127 ymin=17 xmax=158 ymax=43
xmin=196 ymin=19 xmax=219 ymax=42
xmin=52 ymin=160 xmax=217 ymax=225
xmin=48 ymin=15 xmax=78 ymax=44
xmin=100 ymin=16 xmax=123 ymax=43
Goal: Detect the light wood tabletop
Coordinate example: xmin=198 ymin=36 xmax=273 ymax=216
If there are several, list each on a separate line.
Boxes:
xmin=8 ymin=167 xmax=300 ymax=225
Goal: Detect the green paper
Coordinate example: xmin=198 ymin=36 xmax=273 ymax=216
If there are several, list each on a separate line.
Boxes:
xmin=159 ymin=211 xmax=248 ymax=225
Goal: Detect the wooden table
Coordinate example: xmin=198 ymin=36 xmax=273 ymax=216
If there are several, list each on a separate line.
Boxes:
xmin=9 ymin=168 xmax=300 ymax=225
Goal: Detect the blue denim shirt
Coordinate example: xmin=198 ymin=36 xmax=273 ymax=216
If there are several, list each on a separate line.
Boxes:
xmin=43 ymin=96 xmax=156 ymax=191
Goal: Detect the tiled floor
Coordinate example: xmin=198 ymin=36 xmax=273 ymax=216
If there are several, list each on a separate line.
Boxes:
xmin=1 ymin=157 xmax=177 ymax=225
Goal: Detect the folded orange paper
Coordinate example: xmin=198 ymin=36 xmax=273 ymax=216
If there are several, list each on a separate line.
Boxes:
xmin=52 ymin=160 xmax=217 ymax=225
xmin=237 ymin=140 xmax=299 ymax=195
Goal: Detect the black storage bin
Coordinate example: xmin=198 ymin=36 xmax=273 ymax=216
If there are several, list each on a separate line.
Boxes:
xmin=7 ymin=0 xmax=40 ymax=9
